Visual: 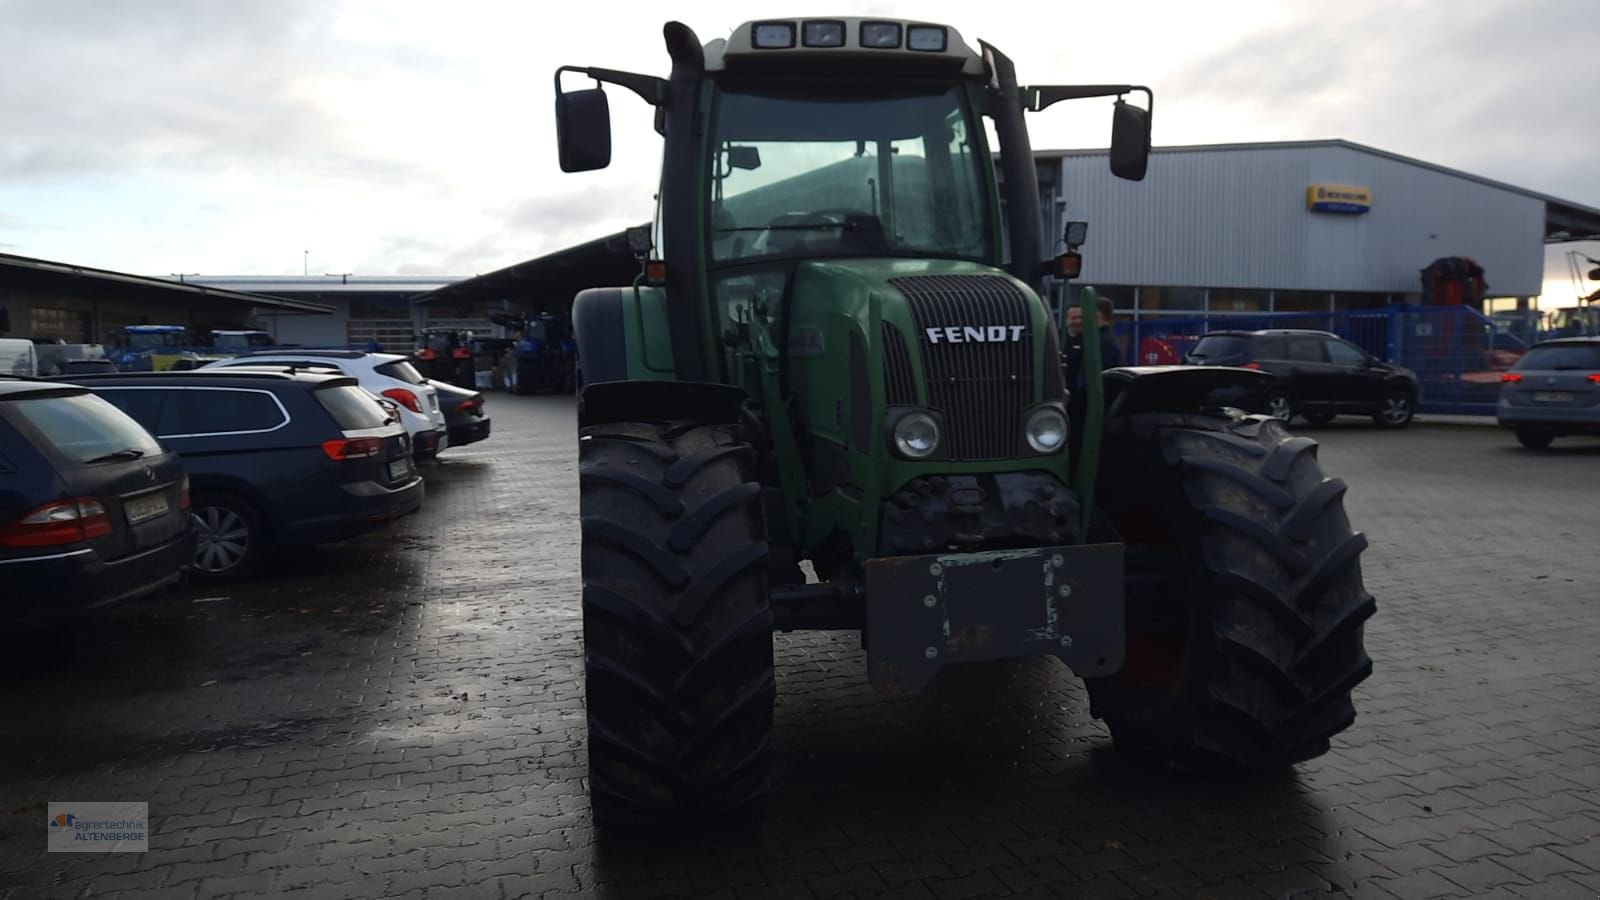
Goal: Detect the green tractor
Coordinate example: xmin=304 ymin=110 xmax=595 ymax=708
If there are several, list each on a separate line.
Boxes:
xmin=555 ymin=17 xmax=1375 ymax=829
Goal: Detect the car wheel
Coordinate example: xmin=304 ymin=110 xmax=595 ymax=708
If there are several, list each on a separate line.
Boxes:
xmin=190 ymin=494 xmax=270 ymax=583
xmin=1372 ymin=389 xmax=1415 ymax=429
xmin=1263 ymin=388 xmax=1294 ymax=423
xmin=1515 ymin=429 xmax=1554 ymax=449
xmin=1301 ymin=410 xmax=1337 ymax=426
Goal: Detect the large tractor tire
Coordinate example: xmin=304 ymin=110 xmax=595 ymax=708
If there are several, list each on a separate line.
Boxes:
xmin=1086 ymin=411 xmax=1375 ymax=774
xmin=578 ymin=420 xmax=776 ymax=830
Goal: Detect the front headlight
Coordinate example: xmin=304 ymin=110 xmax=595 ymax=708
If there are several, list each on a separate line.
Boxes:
xmin=1025 ymin=406 xmax=1068 ymax=454
xmin=893 ymin=411 xmax=940 ymax=459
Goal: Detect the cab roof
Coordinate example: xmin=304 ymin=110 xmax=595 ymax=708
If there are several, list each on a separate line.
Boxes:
xmin=706 ymin=17 xmax=986 ymax=76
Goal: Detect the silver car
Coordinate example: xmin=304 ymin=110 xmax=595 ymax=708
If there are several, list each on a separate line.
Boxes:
xmin=1496 ymin=338 xmax=1600 ymax=448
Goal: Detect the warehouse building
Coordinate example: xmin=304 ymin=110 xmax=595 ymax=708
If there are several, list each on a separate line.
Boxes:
xmin=0 ymin=252 xmax=331 ymax=345
xmin=1034 ymin=139 xmax=1600 ymax=319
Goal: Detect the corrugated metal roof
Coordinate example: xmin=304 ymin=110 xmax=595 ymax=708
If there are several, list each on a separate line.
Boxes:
xmin=1034 ymin=139 xmax=1600 ymax=238
xmin=174 ymin=275 xmax=465 ymax=295
xmin=0 ymin=253 xmax=334 ymax=314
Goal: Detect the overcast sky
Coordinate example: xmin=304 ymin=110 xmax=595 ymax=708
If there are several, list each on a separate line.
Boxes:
xmin=1 ymin=0 xmax=1597 ymax=303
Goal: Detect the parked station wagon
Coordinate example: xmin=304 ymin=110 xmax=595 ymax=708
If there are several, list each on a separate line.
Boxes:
xmin=66 ymin=369 xmax=424 ymax=582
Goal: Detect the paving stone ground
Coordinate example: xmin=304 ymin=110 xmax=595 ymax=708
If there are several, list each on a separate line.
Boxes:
xmin=2 ymin=396 xmax=1597 ymax=900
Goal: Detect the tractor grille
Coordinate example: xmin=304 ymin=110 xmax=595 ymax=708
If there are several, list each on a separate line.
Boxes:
xmin=888 ymin=274 xmax=1035 ymax=460
xmin=882 ymin=322 xmax=918 ymax=406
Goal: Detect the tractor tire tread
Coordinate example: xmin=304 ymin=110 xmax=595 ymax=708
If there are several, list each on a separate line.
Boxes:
xmin=580 ymin=420 xmax=775 ymax=831
xmin=1088 ymin=412 xmax=1374 ymax=775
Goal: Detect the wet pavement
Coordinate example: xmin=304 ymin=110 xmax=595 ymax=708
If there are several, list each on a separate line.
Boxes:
xmin=2 ymin=396 xmax=1599 ymax=899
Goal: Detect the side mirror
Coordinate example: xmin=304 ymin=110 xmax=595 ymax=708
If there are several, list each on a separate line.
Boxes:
xmin=1109 ymin=99 xmax=1151 ymax=181
xmin=555 ymin=87 xmax=612 ymax=173
xmin=726 ymin=145 xmax=761 ymax=171
xmin=625 ymin=225 xmax=654 ymax=258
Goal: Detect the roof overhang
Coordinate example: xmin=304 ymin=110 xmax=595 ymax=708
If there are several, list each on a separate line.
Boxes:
xmin=415 ymin=228 xmax=644 ymax=314
xmin=0 ymin=252 xmax=334 ymax=314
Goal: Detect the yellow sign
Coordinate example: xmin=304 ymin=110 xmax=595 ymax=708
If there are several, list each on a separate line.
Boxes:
xmin=1307 ymin=183 xmax=1372 ymax=214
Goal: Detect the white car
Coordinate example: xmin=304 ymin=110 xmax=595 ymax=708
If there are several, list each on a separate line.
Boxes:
xmin=201 ymin=351 xmax=450 ymax=458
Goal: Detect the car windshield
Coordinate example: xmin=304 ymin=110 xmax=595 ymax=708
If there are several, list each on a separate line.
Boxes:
xmin=10 ymin=392 xmax=163 ymax=464
xmin=316 ymin=385 xmax=391 ymax=430
xmin=127 ymin=332 xmax=188 ymax=350
xmin=1513 ymin=344 xmax=1600 ymax=370
xmin=375 ymin=360 xmax=427 ymax=385
xmin=1188 ymin=335 xmax=1250 ymax=360
xmin=707 ymin=84 xmax=992 ymax=265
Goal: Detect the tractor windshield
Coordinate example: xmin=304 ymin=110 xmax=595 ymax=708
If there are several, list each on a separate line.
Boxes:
xmin=707 ymin=84 xmax=993 ymax=266
xmin=127 ymin=331 xmax=189 ymax=351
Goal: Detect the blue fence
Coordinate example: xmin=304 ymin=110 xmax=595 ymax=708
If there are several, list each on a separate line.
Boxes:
xmin=1107 ymin=305 xmax=1535 ymax=416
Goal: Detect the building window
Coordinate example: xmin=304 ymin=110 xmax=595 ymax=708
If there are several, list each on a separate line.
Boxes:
xmin=348 ymin=297 xmax=412 ymax=319
xmin=1273 ymin=291 xmax=1331 ymax=313
xmin=1137 ymin=286 xmax=1205 ymax=312
xmin=1207 ymin=288 xmax=1270 ymax=312
xmin=1333 ymin=292 xmax=1389 ymax=310
xmin=30 ymin=306 xmax=90 ymax=342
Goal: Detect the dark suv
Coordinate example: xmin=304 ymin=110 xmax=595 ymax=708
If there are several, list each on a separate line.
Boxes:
xmin=1187 ymin=329 xmax=1420 ymax=428
xmin=1 ymin=379 xmax=194 ymax=632
xmin=65 ymin=369 xmax=424 ymax=582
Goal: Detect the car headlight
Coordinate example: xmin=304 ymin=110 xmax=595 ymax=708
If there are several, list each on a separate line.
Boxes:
xmin=1025 ymin=406 xmax=1068 ymax=454
xmin=892 ymin=411 xmax=940 ymax=459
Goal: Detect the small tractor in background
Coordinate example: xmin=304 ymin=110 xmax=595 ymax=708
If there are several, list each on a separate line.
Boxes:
xmin=412 ymin=327 xmax=478 ymax=389
xmin=108 ymin=324 xmax=233 ymax=371
xmin=489 ymin=311 xmax=577 ymax=394
xmin=554 ymin=17 xmax=1375 ymax=829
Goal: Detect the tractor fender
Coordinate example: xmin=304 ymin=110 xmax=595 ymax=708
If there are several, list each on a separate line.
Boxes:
xmin=572 ymin=285 xmax=677 ymax=386
xmin=1100 ymin=365 xmax=1274 ymax=419
xmin=571 ymin=287 xmax=632 ymax=385
xmin=578 ymin=380 xmax=750 ymax=429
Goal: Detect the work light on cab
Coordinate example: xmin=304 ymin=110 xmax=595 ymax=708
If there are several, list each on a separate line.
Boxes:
xmin=802 ymin=20 xmax=844 ymax=47
xmin=752 ymin=21 xmax=795 ymax=48
xmin=860 ymin=21 xmax=901 ymax=48
xmin=906 ymin=25 xmax=947 ymax=52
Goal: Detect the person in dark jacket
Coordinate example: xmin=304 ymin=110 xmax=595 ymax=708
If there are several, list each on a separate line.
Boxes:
xmin=1062 ymin=295 xmax=1121 ymax=389
xmin=1063 ymin=295 xmax=1121 ymax=483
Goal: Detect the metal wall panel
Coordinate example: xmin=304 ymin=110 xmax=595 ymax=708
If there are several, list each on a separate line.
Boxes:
xmin=1051 ymin=144 xmax=1545 ymax=296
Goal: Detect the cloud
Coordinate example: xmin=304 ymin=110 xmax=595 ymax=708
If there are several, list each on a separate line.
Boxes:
xmin=1160 ymin=0 xmax=1600 ymax=202
xmin=1 ymin=0 xmax=1595 ymax=281
xmin=0 ymin=0 xmax=441 ymax=186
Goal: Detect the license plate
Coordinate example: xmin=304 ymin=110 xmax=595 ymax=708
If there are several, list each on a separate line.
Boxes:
xmin=388 ymin=457 xmax=415 ymax=481
xmin=1534 ymin=391 xmax=1574 ymax=403
xmin=123 ymin=491 xmax=170 ymax=524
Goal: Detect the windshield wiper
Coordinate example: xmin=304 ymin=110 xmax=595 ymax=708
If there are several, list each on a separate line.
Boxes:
xmin=84 ymin=448 xmax=146 ymax=464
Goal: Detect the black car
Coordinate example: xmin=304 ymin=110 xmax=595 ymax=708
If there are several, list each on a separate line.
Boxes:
xmin=1187 ymin=329 xmax=1420 ymax=428
xmin=0 ymin=379 xmax=195 ymax=632
xmin=65 ymin=369 xmax=424 ymax=583
xmin=429 ymin=379 xmax=492 ymax=448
